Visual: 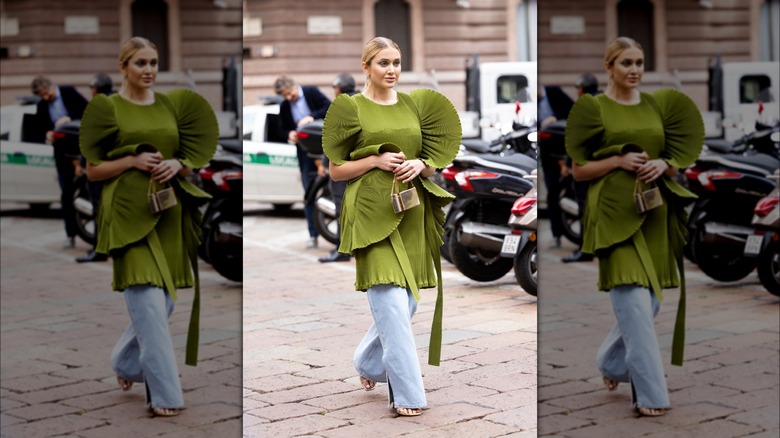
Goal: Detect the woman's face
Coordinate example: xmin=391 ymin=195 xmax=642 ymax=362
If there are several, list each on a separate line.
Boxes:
xmin=121 ymin=47 xmax=158 ymax=89
xmin=363 ymin=47 xmax=401 ymax=91
xmin=607 ymin=47 xmax=644 ymax=90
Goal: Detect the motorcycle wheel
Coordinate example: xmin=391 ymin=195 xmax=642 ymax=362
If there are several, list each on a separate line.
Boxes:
xmin=558 ymin=181 xmax=582 ymax=246
xmin=72 ymin=179 xmax=96 ymax=246
xmin=205 ymin=217 xmax=243 ymax=282
xmin=514 ymin=239 xmax=537 ymax=296
xmin=757 ymin=243 xmax=780 ymax=296
xmin=691 ymin=224 xmax=756 ymax=282
xmin=449 ymin=229 xmax=513 ymax=282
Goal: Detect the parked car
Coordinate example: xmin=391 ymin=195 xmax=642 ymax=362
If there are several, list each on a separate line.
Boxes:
xmin=0 ymin=98 xmax=61 ymax=209
xmin=242 ymin=99 xmax=303 ymax=209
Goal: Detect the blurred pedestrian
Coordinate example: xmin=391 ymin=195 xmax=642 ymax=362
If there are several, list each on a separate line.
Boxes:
xmin=274 ymin=75 xmax=331 ymax=249
xmin=79 ymin=36 xmax=218 ymax=417
xmin=76 ymin=73 xmax=115 ymax=263
xmin=566 ymin=36 xmax=703 ymax=417
xmin=322 ymin=37 xmax=460 ymax=417
xmin=30 ymin=76 xmax=88 ymax=249
xmin=318 ymin=73 xmax=357 ymax=263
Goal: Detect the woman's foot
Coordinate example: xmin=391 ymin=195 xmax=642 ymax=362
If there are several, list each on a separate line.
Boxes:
xmin=396 ymin=407 xmax=422 ymax=417
xmin=602 ymin=376 xmax=619 ymax=391
xmin=635 ymin=406 xmax=665 ymax=417
xmin=359 ymin=376 xmax=376 ymax=391
xmin=116 ymin=376 xmax=133 ymax=391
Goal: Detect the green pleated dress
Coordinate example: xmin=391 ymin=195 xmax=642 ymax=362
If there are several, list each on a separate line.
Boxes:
xmin=565 ymin=89 xmax=704 ymax=365
xmin=322 ymin=89 xmax=461 ymax=366
xmin=79 ymin=89 xmax=218 ymax=365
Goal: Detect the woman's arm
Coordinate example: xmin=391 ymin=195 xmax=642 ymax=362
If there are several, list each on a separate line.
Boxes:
xmin=329 ymin=151 xmax=406 ymax=181
xmin=572 ymin=152 xmax=648 ymax=182
xmin=86 ymin=152 xmax=162 ymax=182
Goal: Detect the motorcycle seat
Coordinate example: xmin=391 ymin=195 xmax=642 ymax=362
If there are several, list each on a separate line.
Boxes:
xmin=700 ymin=152 xmax=780 ymax=176
xmin=461 ymin=139 xmax=491 ymax=154
xmin=705 ymin=139 xmax=734 ymax=154
xmin=477 ymin=151 xmax=537 ymax=173
xmin=219 ymin=139 xmax=242 ymax=154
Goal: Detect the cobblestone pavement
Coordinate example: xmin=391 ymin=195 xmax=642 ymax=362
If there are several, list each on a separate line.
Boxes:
xmin=243 ymin=204 xmax=537 ymax=437
xmin=536 ymin=219 xmax=779 ymax=437
xmin=0 ymin=205 xmax=242 ymax=437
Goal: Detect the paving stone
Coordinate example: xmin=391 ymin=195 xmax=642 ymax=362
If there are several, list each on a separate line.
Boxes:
xmin=243 ymin=414 xmax=349 ymax=437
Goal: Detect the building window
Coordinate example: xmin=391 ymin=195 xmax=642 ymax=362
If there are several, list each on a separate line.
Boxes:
xmin=132 ymin=0 xmax=169 ymax=71
xmin=374 ymin=0 xmax=412 ymax=70
xmin=760 ymin=0 xmax=780 ymax=61
xmin=617 ymin=0 xmax=655 ymax=71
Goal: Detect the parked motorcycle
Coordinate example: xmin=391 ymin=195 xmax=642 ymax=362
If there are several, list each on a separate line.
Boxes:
xmin=297 ymin=120 xmax=340 ymax=245
xmin=745 ymin=169 xmax=780 ymax=296
xmin=198 ymin=139 xmax=243 ymax=282
xmin=500 ymin=171 xmax=538 ymax=296
xmin=52 ymin=120 xmax=96 ymax=246
xmin=538 ymin=119 xmax=582 ymax=245
xmin=441 ymin=148 xmax=536 ymax=282
xmin=683 ymin=122 xmax=779 ymax=282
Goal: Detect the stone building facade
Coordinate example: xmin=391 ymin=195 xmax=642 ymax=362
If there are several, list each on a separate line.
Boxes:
xmin=243 ymin=0 xmax=538 ymax=110
xmin=0 ymin=0 xmax=243 ymax=109
xmin=537 ymin=0 xmax=779 ymax=109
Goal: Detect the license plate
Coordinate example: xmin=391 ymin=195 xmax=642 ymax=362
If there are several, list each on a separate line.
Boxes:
xmin=501 ymin=234 xmax=521 ymax=257
xmin=743 ymin=234 xmax=762 ymax=256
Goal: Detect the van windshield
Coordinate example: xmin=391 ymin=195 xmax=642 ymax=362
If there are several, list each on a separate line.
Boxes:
xmin=497 ymin=75 xmax=531 ymax=104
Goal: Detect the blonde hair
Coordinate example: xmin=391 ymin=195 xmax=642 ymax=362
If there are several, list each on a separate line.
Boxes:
xmin=361 ymin=37 xmax=402 ymax=91
xmin=604 ymin=36 xmax=644 ymax=92
xmin=118 ymin=36 xmax=158 ymax=67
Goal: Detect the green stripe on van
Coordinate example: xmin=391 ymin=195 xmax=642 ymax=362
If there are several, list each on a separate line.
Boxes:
xmin=243 ymin=153 xmax=298 ymax=168
xmin=1 ymin=153 xmax=56 ymax=168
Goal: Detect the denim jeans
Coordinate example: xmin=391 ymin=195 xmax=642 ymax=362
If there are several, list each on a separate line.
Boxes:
xmin=111 ymin=285 xmax=184 ymax=409
xmin=596 ymin=285 xmax=669 ymax=409
xmin=354 ymin=284 xmax=426 ymax=409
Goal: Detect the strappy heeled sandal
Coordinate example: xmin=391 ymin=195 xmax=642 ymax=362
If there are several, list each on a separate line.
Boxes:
xmin=634 ymin=405 xmax=665 ymax=417
xmin=359 ymin=376 xmax=376 ymax=391
xmin=602 ymin=376 xmax=619 ymax=391
xmin=396 ymin=407 xmax=422 ymax=417
xmin=147 ymin=404 xmax=181 ymax=417
xmin=116 ymin=376 xmax=133 ymax=391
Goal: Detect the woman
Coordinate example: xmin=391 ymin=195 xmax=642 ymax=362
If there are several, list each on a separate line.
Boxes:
xmin=565 ymin=37 xmax=703 ymax=417
xmin=79 ymin=37 xmax=218 ymax=417
xmin=322 ymin=37 xmax=460 ymax=417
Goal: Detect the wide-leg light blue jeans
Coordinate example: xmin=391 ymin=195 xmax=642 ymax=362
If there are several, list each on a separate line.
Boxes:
xmin=354 ymin=284 xmax=426 ymax=409
xmin=111 ymin=285 xmax=184 ymax=409
xmin=596 ymin=285 xmax=669 ymax=409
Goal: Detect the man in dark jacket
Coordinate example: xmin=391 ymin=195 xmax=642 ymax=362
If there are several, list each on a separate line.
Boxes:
xmin=274 ymin=76 xmax=331 ymax=249
xmin=31 ymin=76 xmax=88 ymax=249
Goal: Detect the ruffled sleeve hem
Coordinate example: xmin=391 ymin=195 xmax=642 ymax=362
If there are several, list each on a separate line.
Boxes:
xmin=323 ymin=94 xmax=361 ymax=165
xmin=407 ymin=89 xmax=461 ymax=169
xmin=94 ymin=171 xmax=161 ymax=253
xmin=581 ymin=172 xmax=646 ymax=253
xmin=650 ymin=89 xmax=705 ymax=169
xmin=162 ymin=89 xmax=219 ymax=169
xmin=79 ymin=94 xmax=118 ymax=165
xmin=565 ymin=94 xmax=604 ymax=165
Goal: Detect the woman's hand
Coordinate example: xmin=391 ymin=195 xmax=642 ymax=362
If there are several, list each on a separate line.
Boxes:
xmin=133 ymin=151 xmax=163 ymax=172
xmin=374 ymin=152 xmax=406 ymax=172
xmin=150 ymin=158 xmax=184 ymax=183
xmin=636 ymin=158 xmax=669 ymax=184
xmin=394 ymin=158 xmax=426 ymax=183
xmin=615 ymin=152 xmax=648 ymax=172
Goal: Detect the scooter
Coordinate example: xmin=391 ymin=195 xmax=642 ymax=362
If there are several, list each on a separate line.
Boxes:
xmin=198 ymin=139 xmax=243 ymax=282
xmin=500 ymin=171 xmax=538 ymax=296
xmin=52 ymin=120 xmax=96 ymax=246
xmin=441 ymin=148 xmax=536 ymax=282
xmin=297 ymin=120 xmax=340 ymax=245
xmin=683 ymin=122 xmax=779 ymax=282
xmin=744 ymin=169 xmax=780 ymax=296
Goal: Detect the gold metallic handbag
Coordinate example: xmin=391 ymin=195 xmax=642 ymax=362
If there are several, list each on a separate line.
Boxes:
xmin=148 ymin=178 xmax=178 ymax=214
xmin=634 ymin=177 xmax=663 ymax=214
xmin=391 ymin=177 xmax=420 ymax=214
